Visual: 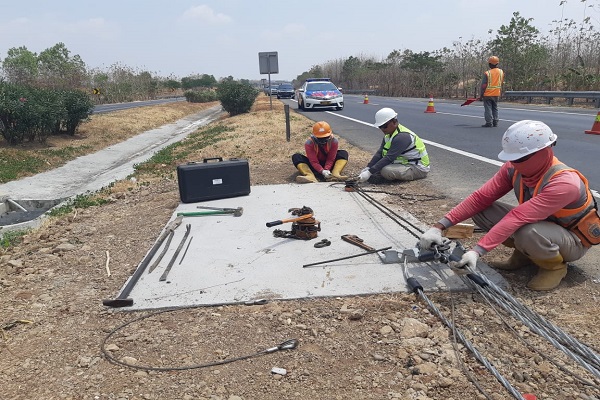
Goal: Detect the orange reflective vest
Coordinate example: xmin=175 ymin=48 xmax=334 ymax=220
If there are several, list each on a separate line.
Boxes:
xmin=509 ymin=158 xmax=600 ymax=246
xmin=483 ymin=68 xmax=504 ymax=97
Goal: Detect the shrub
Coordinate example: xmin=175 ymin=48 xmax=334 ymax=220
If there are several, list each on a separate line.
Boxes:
xmin=62 ymin=89 xmax=94 ymax=136
xmin=216 ymin=81 xmax=258 ymax=116
xmin=0 ymin=82 xmax=94 ymax=144
xmin=184 ymin=90 xmax=218 ymax=103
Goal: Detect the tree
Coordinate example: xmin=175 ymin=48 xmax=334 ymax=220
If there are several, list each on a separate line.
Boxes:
xmin=400 ymin=51 xmax=444 ymax=96
xmin=2 ymin=46 xmax=39 ymax=85
xmin=37 ymin=43 xmax=87 ymax=89
xmin=488 ymin=12 xmax=551 ymax=90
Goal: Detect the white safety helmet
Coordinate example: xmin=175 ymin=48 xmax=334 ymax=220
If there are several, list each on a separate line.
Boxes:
xmin=374 ymin=107 xmax=398 ymax=128
xmin=498 ymin=120 xmax=557 ymax=161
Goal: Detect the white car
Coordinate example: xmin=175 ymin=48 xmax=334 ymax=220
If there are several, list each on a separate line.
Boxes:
xmin=296 ymin=78 xmax=344 ymax=111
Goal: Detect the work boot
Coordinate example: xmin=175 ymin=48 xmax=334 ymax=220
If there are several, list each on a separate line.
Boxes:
xmin=493 ymin=120 xmax=498 ymax=127
xmin=527 ymin=255 xmax=568 ymax=291
xmin=490 ymin=249 xmax=532 ymax=271
xmin=330 ymin=159 xmax=349 ymax=181
xmin=481 ymin=122 xmax=493 ymax=127
xmin=295 ymin=163 xmax=318 ymax=183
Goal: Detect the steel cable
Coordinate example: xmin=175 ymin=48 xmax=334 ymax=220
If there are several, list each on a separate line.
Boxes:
xmin=465 ymin=272 xmax=600 ymax=379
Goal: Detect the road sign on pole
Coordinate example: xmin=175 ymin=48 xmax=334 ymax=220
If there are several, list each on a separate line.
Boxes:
xmin=259 ymin=52 xmax=279 ymax=110
xmin=259 ymin=52 xmax=278 ymax=74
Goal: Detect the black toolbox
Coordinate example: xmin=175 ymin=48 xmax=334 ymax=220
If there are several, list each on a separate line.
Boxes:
xmin=177 ymin=157 xmax=251 ymax=203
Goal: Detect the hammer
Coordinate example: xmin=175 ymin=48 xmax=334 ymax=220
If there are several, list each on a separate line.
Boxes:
xmin=177 ymin=206 xmax=243 ymax=217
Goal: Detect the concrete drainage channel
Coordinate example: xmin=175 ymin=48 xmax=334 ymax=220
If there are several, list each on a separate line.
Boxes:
xmin=0 ymin=196 xmax=67 ymax=236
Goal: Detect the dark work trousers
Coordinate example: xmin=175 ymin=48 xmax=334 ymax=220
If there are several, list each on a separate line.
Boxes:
xmin=483 ymin=96 xmax=500 ymax=125
xmin=291 ymin=150 xmax=348 ymax=169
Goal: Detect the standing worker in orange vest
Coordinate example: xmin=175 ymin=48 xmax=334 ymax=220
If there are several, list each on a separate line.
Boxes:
xmin=479 ymin=56 xmax=505 ymax=128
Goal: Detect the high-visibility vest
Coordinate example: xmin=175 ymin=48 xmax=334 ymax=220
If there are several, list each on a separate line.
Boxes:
xmin=508 ymin=157 xmax=595 ymax=228
xmin=382 ymin=125 xmax=430 ymax=168
xmin=484 ymin=68 xmax=504 ymax=97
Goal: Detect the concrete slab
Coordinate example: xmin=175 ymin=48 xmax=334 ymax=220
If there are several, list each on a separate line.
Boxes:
xmin=120 ymin=183 xmax=508 ymax=311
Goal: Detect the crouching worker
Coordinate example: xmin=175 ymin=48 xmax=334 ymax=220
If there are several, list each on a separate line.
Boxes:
xmin=292 ymin=121 xmax=349 ymax=183
xmin=358 ymin=107 xmax=430 ymax=184
xmin=419 ymin=120 xmax=600 ymax=291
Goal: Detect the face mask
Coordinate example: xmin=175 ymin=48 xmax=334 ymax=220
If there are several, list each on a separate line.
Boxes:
xmin=315 ymin=136 xmax=331 ymax=145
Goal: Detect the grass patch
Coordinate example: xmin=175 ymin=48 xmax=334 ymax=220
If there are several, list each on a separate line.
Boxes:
xmin=0 ymin=229 xmax=29 ymax=248
xmin=47 ymin=193 xmax=111 ymax=217
xmin=0 ymin=150 xmax=46 ymax=183
xmin=133 ymin=124 xmax=232 ymax=175
xmin=39 ymin=145 xmax=93 ymax=161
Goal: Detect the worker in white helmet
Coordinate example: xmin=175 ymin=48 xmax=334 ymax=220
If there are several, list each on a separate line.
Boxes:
xmin=419 ymin=120 xmax=600 ymax=291
xmin=357 ymin=107 xmax=430 ymax=184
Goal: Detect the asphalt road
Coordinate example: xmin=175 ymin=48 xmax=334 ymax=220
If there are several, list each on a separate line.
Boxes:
xmin=281 ymin=94 xmax=600 ymax=203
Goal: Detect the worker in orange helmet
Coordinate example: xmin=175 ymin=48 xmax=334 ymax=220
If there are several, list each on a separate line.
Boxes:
xmin=479 ymin=55 xmax=505 ymax=128
xmin=292 ymin=121 xmax=349 ymax=183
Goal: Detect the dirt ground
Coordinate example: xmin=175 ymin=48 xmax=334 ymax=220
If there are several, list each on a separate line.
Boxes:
xmin=1 ymin=96 xmax=600 ymax=400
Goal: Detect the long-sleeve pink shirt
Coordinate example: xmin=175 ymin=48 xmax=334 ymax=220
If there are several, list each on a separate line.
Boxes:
xmin=439 ymin=162 xmax=582 ymax=255
xmin=305 ymin=137 xmax=339 ymax=173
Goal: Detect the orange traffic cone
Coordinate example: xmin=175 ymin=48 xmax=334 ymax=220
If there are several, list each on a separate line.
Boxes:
xmin=424 ymin=96 xmax=436 ymax=113
xmin=585 ymin=111 xmax=600 ymax=135
xmin=363 ymin=94 xmax=369 ymax=104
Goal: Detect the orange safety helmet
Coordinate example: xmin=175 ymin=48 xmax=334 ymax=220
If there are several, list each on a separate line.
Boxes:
xmin=312 ymin=121 xmax=332 ymax=138
xmin=488 ymin=56 xmax=500 ymax=65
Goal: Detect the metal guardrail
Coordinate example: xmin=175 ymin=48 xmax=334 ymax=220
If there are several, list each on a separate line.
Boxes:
xmin=504 ymin=91 xmax=600 ymax=108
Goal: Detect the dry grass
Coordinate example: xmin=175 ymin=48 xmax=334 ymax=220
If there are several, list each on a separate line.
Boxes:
xmin=178 ymin=95 xmax=373 ymax=184
xmin=0 ymin=101 xmax=219 ymax=182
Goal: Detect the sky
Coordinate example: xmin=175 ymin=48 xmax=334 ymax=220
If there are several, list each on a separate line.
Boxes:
xmin=1 ymin=1 xmax=598 ymax=82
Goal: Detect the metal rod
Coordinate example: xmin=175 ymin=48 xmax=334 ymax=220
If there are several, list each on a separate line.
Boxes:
xmin=159 ymin=224 xmax=191 ymax=282
xmin=302 ymin=246 xmax=392 ymax=268
xmin=147 ymin=230 xmax=174 ymax=274
xmin=179 ymin=236 xmax=193 ymax=265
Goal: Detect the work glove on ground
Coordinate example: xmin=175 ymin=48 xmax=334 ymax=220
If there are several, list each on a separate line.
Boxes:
xmin=358 ymin=168 xmax=372 ymax=183
xmin=322 ymin=170 xmax=332 ymax=179
xmin=449 ymin=250 xmax=479 ymax=269
xmin=419 ymin=227 xmax=444 ymax=250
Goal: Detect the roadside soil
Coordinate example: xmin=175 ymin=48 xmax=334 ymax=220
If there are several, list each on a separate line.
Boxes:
xmin=1 ymin=95 xmax=600 ymax=400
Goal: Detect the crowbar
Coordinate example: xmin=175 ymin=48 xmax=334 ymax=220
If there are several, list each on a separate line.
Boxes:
xmin=102 ymin=216 xmax=183 ymax=307
xmin=159 ymin=224 xmax=192 ymax=282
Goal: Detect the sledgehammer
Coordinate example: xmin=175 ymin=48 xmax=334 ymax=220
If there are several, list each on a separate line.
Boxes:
xmin=102 ymin=216 xmax=183 ymax=308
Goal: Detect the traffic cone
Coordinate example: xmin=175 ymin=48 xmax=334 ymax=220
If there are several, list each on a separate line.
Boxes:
xmin=363 ymin=94 xmax=369 ymax=104
xmin=585 ymin=111 xmax=600 ymax=135
xmin=424 ymin=96 xmax=436 ymax=113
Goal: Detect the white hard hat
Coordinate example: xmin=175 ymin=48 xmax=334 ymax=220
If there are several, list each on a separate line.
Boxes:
xmin=498 ymin=120 xmax=557 ymax=161
xmin=374 ymin=108 xmax=398 ymax=127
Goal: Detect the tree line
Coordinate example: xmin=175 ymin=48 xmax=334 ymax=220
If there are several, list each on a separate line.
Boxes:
xmin=293 ymin=4 xmax=600 ymax=99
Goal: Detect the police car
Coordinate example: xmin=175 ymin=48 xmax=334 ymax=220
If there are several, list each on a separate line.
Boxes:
xmin=296 ymin=78 xmax=344 ymax=111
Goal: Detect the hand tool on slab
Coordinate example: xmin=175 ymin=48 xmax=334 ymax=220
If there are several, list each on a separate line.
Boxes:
xmin=178 ymin=206 xmax=243 ymax=217
xmin=266 ymin=213 xmax=313 ymax=227
xmin=159 ymin=224 xmax=192 ymax=282
xmin=302 ymin=246 xmax=393 ymax=268
xmin=102 ymin=215 xmax=183 ymax=307
xmin=147 ymin=230 xmax=175 ymax=274
xmin=341 ymin=234 xmax=375 ymax=251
